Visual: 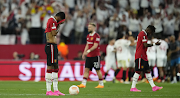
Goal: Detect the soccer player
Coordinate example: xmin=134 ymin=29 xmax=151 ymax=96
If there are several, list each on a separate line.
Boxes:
xmin=130 ymin=25 xmax=163 ymax=92
xmin=128 ymin=35 xmax=136 ymax=82
xmin=147 ymin=37 xmax=156 ymax=78
xmin=77 ymin=23 xmax=104 ymax=88
xmin=45 ymin=12 xmax=65 ymax=96
xmin=114 ymin=33 xmax=135 ymax=84
xmin=156 ymin=37 xmax=168 ymax=82
xmin=168 ymin=35 xmax=180 ymax=84
xmin=103 ymin=38 xmax=118 ymax=83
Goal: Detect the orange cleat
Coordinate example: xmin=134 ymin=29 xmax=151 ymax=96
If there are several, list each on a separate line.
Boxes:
xmin=153 ymin=77 xmax=158 ymax=81
xmin=77 ymin=84 xmax=86 ymax=88
xmin=157 ymin=79 xmax=161 ymax=83
xmin=120 ymin=79 xmax=124 ymax=83
xmin=95 ymin=85 xmax=104 ymax=88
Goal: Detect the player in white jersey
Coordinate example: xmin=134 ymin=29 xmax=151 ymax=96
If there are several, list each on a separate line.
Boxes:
xmin=103 ymin=39 xmax=118 ymax=83
xmin=114 ymin=33 xmax=135 ymax=84
xmin=156 ymin=37 xmax=168 ymax=82
xmin=128 ymin=36 xmax=136 ymax=82
xmin=147 ymin=37 xmax=157 ymax=78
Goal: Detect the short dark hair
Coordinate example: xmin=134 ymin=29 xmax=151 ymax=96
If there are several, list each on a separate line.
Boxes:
xmin=118 ymin=33 xmax=124 ymax=39
xmin=147 ymin=25 xmax=156 ymax=33
xmin=55 ymin=12 xmax=65 ymax=19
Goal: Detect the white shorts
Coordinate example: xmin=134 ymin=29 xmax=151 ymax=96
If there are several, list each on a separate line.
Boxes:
xmin=105 ymin=60 xmax=116 ymax=71
xmin=117 ymin=59 xmax=129 ymax=68
xmin=129 ymin=57 xmax=135 ymax=68
xmin=148 ymin=59 xmax=156 ymax=67
xmin=157 ymin=57 xmax=167 ymax=67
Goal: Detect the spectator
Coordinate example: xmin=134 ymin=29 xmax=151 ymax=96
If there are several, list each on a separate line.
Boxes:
xmin=118 ymin=0 xmax=128 ymax=9
xmin=153 ymin=12 xmax=163 ymax=38
xmin=163 ymin=14 xmax=175 ymax=38
xmin=75 ymin=11 xmax=86 ymax=44
xmin=140 ymin=12 xmax=153 ymax=30
xmin=109 ymin=12 xmax=120 ymax=39
xmin=13 ymin=51 xmax=20 ymax=60
xmin=130 ymin=0 xmax=140 ymax=11
xmin=74 ymin=51 xmax=83 ymax=60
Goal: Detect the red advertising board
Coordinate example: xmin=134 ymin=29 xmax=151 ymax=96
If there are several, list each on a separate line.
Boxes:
xmin=0 ymin=60 xmax=123 ymax=81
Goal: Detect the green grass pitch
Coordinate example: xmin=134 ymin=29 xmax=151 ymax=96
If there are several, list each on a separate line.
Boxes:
xmin=0 ymin=81 xmax=179 ymax=98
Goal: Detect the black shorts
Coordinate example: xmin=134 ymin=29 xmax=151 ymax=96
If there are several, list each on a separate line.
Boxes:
xmin=85 ymin=56 xmax=101 ymax=71
xmin=135 ymin=58 xmax=150 ymax=71
xmin=45 ymin=43 xmax=58 ymax=66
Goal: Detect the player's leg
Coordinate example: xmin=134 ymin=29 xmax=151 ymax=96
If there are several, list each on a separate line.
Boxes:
xmin=144 ymin=60 xmax=163 ymax=91
xmin=45 ymin=44 xmax=58 ymax=96
xmin=77 ymin=57 xmax=91 ymax=88
xmin=176 ymin=57 xmax=180 ymax=76
xmin=104 ymin=61 xmax=111 ymax=81
xmin=52 ymin=45 xmax=65 ymax=95
xmin=130 ymin=59 xmax=141 ymax=92
xmin=171 ymin=59 xmax=177 ymax=83
xmin=157 ymin=58 xmax=165 ymax=83
xmin=94 ymin=56 xmax=104 ymax=88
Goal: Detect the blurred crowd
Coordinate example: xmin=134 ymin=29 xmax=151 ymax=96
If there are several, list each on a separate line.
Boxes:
xmin=0 ymin=0 xmax=180 ymax=45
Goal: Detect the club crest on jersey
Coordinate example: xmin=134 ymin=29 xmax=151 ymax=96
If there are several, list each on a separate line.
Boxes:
xmin=91 ymin=37 xmax=93 ymax=40
xmin=54 ymin=59 xmax=57 ymax=63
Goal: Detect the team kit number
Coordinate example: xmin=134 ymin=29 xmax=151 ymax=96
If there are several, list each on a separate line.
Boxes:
xmin=117 ymin=46 xmax=122 ymax=52
xmin=94 ymin=62 xmax=99 ymax=68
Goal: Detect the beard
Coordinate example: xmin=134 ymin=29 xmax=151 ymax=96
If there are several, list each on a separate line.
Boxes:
xmin=88 ymin=30 xmax=93 ymax=33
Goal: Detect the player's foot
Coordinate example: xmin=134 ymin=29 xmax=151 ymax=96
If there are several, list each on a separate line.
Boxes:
xmin=153 ymin=77 xmax=158 ymax=81
xmin=141 ymin=78 xmax=147 ymax=83
xmin=161 ymin=80 xmax=165 ymax=83
xmin=54 ymin=90 xmax=65 ymax=96
xmin=120 ymin=79 xmax=124 ymax=83
xmin=46 ymin=91 xmax=59 ymax=96
xmin=103 ymin=80 xmax=107 ymax=83
xmin=157 ymin=79 xmax=161 ymax=83
xmin=112 ymin=79 xmax=119 ymax=83
xmin=171 ymin=80 xmax=177 ymax=84
xmin=130 ymin=88 xmax=141 ymax=92
xmin=95 ymin=85 xmax=104 ymax=88
xmin=77 ymin=84 xmax=86 ymax=88
xmin=124 ymin=81 xmax=130 ymax=84
xmin=152 ymin=86 xmax=163 ymax=91
xmin=177 ymin=72 xmax=180 ymax=76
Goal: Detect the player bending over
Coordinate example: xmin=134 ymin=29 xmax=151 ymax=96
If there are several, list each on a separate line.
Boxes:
xmin=103 ymin=38 xmax=119 ymax=83
xmin=77 ymin=23 xmax=104 ymax=88
xmin=130 ymin=25 xmax=163 ymax=92
xmin=45 ymin=12 xmax=65 ymax=96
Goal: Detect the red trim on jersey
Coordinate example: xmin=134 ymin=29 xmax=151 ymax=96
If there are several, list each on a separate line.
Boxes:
xmin=51 ymin=44 xmax=54 ymax=63
xmin=58 ymin=19 xmax=65 ymax=24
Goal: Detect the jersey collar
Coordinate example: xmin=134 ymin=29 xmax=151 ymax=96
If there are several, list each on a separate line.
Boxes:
xmin=89 ymin=31 xmax=96 ymax=36
xmin=51 ymin=16 xmax=57 ymax=22
xmin=142 ymin=30 xmax=147 ymax=35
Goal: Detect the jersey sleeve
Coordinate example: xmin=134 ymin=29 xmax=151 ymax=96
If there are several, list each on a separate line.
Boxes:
xmin=142 ymin=35 xmax=148 ymax=43
xmin=48 ymin=18 xmax=57 ymax=31
xmin=94 ymin=35 xmax=100 ymax=44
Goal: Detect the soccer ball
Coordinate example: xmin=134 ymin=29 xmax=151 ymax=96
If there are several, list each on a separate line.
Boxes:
xmin=69 ymin=85 xmax=79 ymax=95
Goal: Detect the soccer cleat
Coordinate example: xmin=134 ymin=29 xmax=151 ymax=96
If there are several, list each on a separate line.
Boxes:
xmin=124 ymin=80 xmax=130 ymax=84
xmin=171 ymin=80 xmax=177 ymax=84
xmin=112 ymin=79 xmax=119 ymax=83
xmin=153 ymin=77 xmax=158 ymax=81
xmin=77 ymin=84 xmax=86 ymax=88
xmin=130 ymin=88 xmax=141 ymax=92
xmin=46 ymin=91 xmax=59 ymax=96
xmin=157 ymin=79 xmax=161 ymax=83
xmin=95 ymin=85 xmax=104 ymax=88
xmin=54 ymin=91 xmax=65 ymax=96
xmin=152 ymin=86 xmax=163 ymax=91
xmin=103 ymin=80 xmax=107 ymax=83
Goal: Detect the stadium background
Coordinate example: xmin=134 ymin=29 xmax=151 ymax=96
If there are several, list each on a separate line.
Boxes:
xmin=0 ymin=0 xmax=179 ymax=81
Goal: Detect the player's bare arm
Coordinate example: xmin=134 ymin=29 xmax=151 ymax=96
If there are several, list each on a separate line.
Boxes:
xmin=84 ymin=43 xmax=98 ymax=56
xmin=143 ymin=41 xmax=161 ymax=47
xmin=82 ymin=43 xmax=89 ymax=59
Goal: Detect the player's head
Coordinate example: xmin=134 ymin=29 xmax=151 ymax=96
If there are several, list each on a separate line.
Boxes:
xmin=109 ymin=38 xmax=115 ymax=45
xmin=88 ymin=23 xmax=96 ymax=33
xmin=169 ymin=35 xmax=175 ymax=42
xmin=146 ymin=25 xmax=156 ymax=35
xmin=118 ymin=33 xmax=124 ymax=39
xmin=55 ymin=12 xmax=65 ymax=24
xmin=128 ymin=35 xmax=135 ymax=41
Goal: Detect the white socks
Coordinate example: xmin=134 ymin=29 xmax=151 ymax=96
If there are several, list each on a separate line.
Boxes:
xmin=82 ymin=79 xmax=87 ymax=86
xmin=131 ymin=72 xmax=140 ymax=88
xmin=99 ymin=80 xmax=104 ymax=86
xmin=45 ymin=73 xmax=52 ymax=91
xmin=52 ymin=72 xmax=58 ymax=91
xmin=173 ymin=76 xmax=177 ymax=82
xmin=145 ymin=73 xmax=155 ymax=87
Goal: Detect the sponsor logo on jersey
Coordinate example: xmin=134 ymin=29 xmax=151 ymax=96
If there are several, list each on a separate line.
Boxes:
xmin=91 ymin=37 xmax=93 ymax=40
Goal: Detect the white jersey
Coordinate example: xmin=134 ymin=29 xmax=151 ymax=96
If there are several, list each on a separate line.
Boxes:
xmin=156 ymin=40 xmax=168 ymax=58
xmin=114 ymin=39 xmax=131 ymax=60
xmin=147 ymin=40 xmax=156 ymax=60
xmin=105 ymin=45 xmax=116 ymax=61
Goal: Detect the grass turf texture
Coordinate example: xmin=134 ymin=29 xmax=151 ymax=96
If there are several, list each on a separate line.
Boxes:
xmin=0 ymin=81 xmax=179 ymax=98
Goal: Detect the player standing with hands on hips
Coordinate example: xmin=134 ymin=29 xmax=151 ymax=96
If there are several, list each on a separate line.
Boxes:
xmin=77 ymin=23 xmax=104 ymax=88
xmin=130 ymin=25 xmax=163 ymax=92
xmin=45 ymin=12 xmax=65 ymax=96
